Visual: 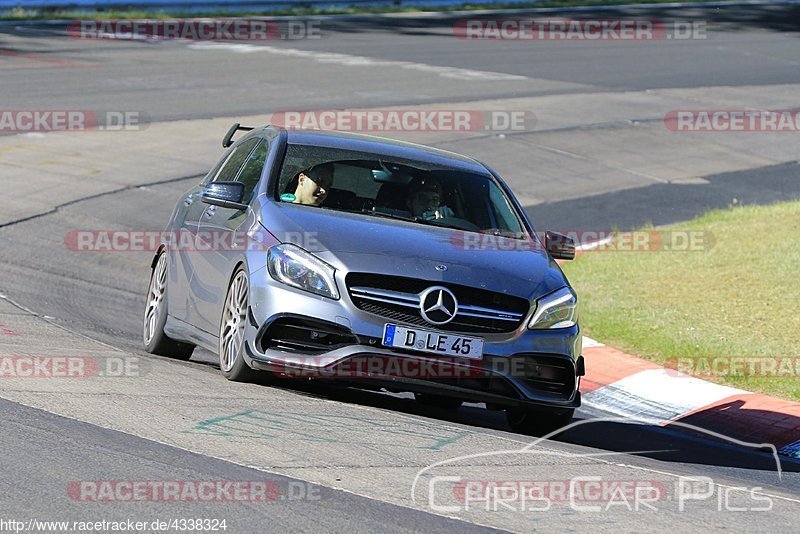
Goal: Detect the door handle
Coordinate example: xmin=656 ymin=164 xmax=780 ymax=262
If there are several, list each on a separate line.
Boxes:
xmin=204 ymin=206 xmax=216 ymax=218
xmin=183 ymin=195 xmax=194 ymax=206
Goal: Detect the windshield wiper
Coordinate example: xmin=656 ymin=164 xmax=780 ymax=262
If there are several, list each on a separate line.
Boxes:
xmin=486 ymin=228 xmax=527 ymax=239
xmin=360 ymin=209 xmax=463 ymax=230
xmin=359 ymin=208 xmax=419 ymax=224
xmin=333 ymin=207 xmax=464 ymax=231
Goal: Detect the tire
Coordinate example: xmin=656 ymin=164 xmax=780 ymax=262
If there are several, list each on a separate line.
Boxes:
xmin=143 ymin=252 xmax=195 ymax=359
xmin=414 ymin=393 xmax=463 ymax=410
xmin=505 ymin=407 xmax=574 ymax=436
xmin=218 ymin=266 xmax=257 ymax=382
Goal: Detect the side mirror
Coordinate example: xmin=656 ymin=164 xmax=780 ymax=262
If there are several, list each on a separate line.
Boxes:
xmin=545 ymin=231 xmax=575 ymax=260
xmin=201 ymin=182 xmax=248 ymax=210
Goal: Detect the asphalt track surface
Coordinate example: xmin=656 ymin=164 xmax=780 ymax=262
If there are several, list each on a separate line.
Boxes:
xmin=3 ymin=5 xmax=800 ymax=121
xmin=1 ymin=4 xmax=800 ymax=532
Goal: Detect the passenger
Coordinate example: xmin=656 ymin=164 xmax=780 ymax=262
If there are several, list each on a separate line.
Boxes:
xmin=406 ymin=177 xmax=454 ymax=220
xmin=290 ymin=163 xmax=334 ymax=206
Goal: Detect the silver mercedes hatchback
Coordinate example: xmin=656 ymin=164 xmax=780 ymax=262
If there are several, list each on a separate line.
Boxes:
xmin=143 ymin=124 xmax=583 ymax=435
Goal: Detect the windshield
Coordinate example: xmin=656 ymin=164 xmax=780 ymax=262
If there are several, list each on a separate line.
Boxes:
xmin=276 ymin=144 xmax=526 ymax=235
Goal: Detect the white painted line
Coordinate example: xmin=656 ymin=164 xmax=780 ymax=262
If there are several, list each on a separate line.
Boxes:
xmin=582 ymin=336 xmax=605 ymax=348
xmin=187 ymin=42 xmax=529 ymax=81
xmin=576 ymin=236 xmax=614 ymax=252
xmin=583 ymin=368 xmax=747 ymax=422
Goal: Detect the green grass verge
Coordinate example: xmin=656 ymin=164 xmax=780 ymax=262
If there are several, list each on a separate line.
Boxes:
xmin=0 ymin=0 xmax=734 ymax=21
xmin=561 ymin=200 xmax=800 ymax=401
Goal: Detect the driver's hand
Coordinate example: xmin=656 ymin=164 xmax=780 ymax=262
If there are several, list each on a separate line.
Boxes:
xmin=434 ymin=206 xmax=454 ymax=219
xmin=421 ymin=206 xmax=454 ymax=220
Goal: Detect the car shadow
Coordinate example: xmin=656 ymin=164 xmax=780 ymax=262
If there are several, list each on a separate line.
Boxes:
xmin=238 ymin=369 xmax=800 ymax=476
xmin=667 ymin=398 xmax=800 ymax=458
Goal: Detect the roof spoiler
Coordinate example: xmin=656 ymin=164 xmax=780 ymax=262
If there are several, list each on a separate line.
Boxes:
xmin=222 ymin=123 xmax=254 ymax=148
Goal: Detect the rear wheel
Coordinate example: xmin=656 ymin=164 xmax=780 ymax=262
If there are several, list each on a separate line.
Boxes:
xmin=505 ymin=407 xmax=574 ymax=436
xmin=143 ymin=253 xmax=194 ymax=359
xmin=414 ymin=393 xmax=463 ymax=410
xmin=219 ymin=267 xmax=257 ymax=382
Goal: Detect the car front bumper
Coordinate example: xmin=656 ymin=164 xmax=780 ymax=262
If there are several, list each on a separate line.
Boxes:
xmin=244 ymin=267 xmax=583 ymax=410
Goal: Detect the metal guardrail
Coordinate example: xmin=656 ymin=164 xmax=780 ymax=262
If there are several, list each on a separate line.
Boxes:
xmin=4 ymin=0 xmax=798 ymax=11
xmin=3 ymin=0 xmax=476 ymax=9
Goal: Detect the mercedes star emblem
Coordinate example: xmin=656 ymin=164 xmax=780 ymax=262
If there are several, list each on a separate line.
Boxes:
xmin=419 ymin=286 xmax=458 ymax=325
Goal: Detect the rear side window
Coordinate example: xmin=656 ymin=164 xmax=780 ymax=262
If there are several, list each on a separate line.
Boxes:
xmin=235 ymin=139 xmax=269 ymax=202
xmin=214 ymin=138 xmax=259 ymax=183
xmin=204 ymin=152 xmax=228 ymax=183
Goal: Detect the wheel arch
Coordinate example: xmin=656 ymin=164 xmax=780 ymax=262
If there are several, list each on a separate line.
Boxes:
xmin=151 ymin=244 xmax=167 ymax=270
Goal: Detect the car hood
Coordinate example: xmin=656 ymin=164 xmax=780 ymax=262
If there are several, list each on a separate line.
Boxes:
xmin=261 ymin=203 xmax=567 ymax=300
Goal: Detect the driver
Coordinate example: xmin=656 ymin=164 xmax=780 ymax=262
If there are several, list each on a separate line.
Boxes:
xmin=290 ymin=163 xmax=334 ymax=206
xmin=406 ymin=177 xmax=454 ymax=220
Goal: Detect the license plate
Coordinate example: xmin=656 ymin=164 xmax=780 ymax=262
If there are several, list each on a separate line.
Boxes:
xmin=382 ymin=324 xmax=484 ymax=360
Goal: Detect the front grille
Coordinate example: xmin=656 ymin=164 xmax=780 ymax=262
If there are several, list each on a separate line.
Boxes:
xmin=346 ymin=273 xmax=530 ymax=334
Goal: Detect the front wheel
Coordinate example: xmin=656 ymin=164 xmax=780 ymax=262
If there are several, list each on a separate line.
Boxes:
xmin=506 ymin=407 xmax=574 ymax=436
xmin=143 ymin=252 xmax=195 ymax=359
xmin=219 ymin=267 xmax=257 ymax=382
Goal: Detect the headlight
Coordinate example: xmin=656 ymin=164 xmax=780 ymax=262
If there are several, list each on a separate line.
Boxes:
xmin=267 ymin=243 xmax=339 ymax=299
xmin=528 ymin=287 xmax=578 ymax=329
